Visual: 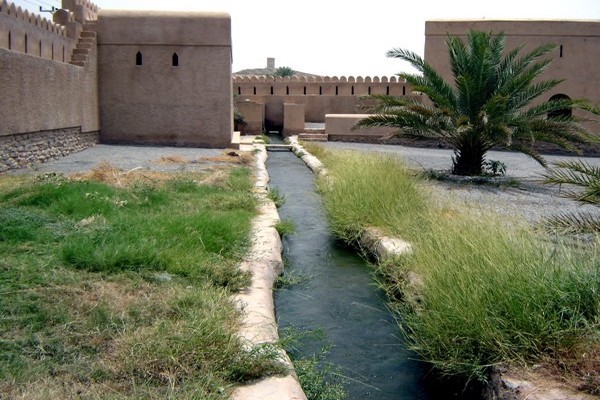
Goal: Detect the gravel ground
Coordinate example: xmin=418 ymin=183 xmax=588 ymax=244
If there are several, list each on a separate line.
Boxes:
xmin=6 ymin=142 xmax=600 ymax=227
xmin=8 ymin=145 xmax=229 ymax=175
xmin=321 ymin=141 xmax=600 ymax=225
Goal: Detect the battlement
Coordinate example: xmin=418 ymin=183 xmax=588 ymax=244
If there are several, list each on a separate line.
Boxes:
xmin=0 ymin=0 xmax=69 ymax=37
xmin=233 ymin=74 xmax=410 ymax=97
xmin=233 ymin=75 xmax=403 ymax=83
xmin=61 ymin=0 xmax=99 ymax=24
xmin=0 ymin=0 xmax=100 ymax=63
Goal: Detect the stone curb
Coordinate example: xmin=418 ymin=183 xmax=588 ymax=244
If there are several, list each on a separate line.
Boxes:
xmin=231 ymin=143 xmax=307 ymax=400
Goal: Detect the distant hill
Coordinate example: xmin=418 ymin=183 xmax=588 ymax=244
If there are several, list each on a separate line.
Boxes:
xmin=233 ymin=67 xmax=322 ymax=78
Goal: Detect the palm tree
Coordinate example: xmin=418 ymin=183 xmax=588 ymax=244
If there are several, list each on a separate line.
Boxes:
xmin=273 ymin=66 xmax=295 ymax=77
xmin=356 ymin=30 xmax=593 ymax=176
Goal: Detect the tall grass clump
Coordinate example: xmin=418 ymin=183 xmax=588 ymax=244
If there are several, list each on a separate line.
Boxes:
xmin=397 ymin=213 xmax=599 ymax=380
xmin=314 ymin=145 xmax=600 ymax=384
xmin=315 ymin=149 xmax=428 ymax=243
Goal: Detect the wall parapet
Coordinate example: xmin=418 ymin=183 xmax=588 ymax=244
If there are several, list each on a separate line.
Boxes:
xmin=1 ymin=0 xmax=69 ymax=36
xmin=0 ymin=0 xmax=81 ymax=62
xmin=233 ymin=74 xmax=411 ymax=97
xmin=233 ymin=75 xmax=404 ymax=83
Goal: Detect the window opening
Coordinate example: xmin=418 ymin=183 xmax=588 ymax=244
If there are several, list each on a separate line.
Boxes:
xmin=24 ymin=34 xmax=27 ymax=53
xmin=271 ymin=86 xmax=274 ymax=95
xmin=253 ymin=86 xmax=256 ymax=95
xmin=559 ymin=44 xmax=563 ymax=58
xmin=351 ymin=86 xmax=354 ymax=95
xmin=8 ymin=31 xmax=11 ymax=50
xmin=548 ymin=94 xmax=572 ymax=119
xmin=172 ymin=52 xmax=179 ymax=66
xmin=286 ymin=86 xmax=289 ymax=95
xmin=386 ymin=86 xmax=390 ymax=95
xmin=136 ymin=51 xmax=142 ymax=65
xmin=402 ymin=86 xmax=406 ymax=96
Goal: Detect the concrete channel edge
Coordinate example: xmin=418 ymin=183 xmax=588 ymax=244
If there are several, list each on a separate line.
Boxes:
xmin=231 ymin=143 xmax=308 ymax=400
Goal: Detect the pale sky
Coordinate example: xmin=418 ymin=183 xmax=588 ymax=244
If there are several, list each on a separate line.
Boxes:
xmin=13 ymin=0 xmax=600 ymax=77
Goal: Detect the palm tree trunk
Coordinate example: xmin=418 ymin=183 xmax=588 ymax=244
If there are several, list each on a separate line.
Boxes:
xmin=452 ymin=141 xmax=486 ymax=176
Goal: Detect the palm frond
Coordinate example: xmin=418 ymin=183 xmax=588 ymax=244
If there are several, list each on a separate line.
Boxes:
xmin=543 ymin=161 xmax=600 ymax=187
xmin=506 ymin=142 xmax=548 ymax=167
xmin=542 ymin=160 xmax=600 ymax=205
xmin=543 ymin=212 xmax=600 ymax=234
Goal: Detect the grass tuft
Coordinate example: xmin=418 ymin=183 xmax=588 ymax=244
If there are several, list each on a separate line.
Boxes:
xmin=275 ymin=219 xmax=296 ymax=237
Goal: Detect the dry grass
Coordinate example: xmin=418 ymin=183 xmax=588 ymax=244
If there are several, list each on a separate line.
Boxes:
xmin=201 ymin=150 xmax=255 ymax=165
xmin=70 ymin=161 xmax=192 ymax=188
xmin=155 ymin=155 xmax=189 ymax=164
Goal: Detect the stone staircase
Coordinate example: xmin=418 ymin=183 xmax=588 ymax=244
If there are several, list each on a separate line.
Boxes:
xmin=298 ymin=127 xmax=328 ymax=142
xmin=69 ymin=22 xmax=97 ymax=67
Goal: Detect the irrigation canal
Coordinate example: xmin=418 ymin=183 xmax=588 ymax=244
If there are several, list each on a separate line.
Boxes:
xmin=267 ymin=145 xmax=439 ymax=399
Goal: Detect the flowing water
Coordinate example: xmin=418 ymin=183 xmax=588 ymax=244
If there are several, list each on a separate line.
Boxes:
xmin=267 ymin=147 xmax=435 ymax=399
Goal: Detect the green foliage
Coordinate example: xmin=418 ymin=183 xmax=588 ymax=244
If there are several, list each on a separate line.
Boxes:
xmin=234 ymin=109 xmax=247 ymax=130
xmin=0 ymin=170 xmax=281 ymax=398
xmin=483 ymin=159 xmax=507 ymax=176
xmin=254 ymin=134 xmax=271 ymax=144
xmin=542 ymin=159 xmax=600 ymax=233
xmin=273 ymin=66 xmax=295 ymax=77
xmin=267 ymin=186 xmax=286 ymax=207
xmin=357 ymin=30 xmax=594 ymax=175
xmin=275 ymin=219 xmax=296 ymax=237
xmin=275 ymin=219 xmax=296 ymax=236
xmin=280 ymin=327 xmax=347 ymax=400
xmin=317 ymin=149 xmax=600 ymax=382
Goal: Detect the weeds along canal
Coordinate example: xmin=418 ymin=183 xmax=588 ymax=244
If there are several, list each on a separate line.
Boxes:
xmin=266 ymin=145 xmax=435 ymax=399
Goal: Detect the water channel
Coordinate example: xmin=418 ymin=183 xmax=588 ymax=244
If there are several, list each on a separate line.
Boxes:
xmin=267 ymin=146 xmax=436 ymax=399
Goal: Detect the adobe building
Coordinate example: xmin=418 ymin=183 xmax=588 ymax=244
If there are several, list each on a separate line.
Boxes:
xmin=0 ymin=0 xmax=233 ymax=172
xmin=233 ymin=74 xmax=413 ymax=135
xmin=425 ymin=20 xmax=600 ymax=119
xmin=96 ymin=10 xmax=232 ymax=147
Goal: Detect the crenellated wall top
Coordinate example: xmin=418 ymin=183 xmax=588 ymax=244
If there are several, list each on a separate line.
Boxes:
xmin=232 ymin=75 xmax=403 ymax=83
xmin=1 ymin=0 xmax=70 ymax=36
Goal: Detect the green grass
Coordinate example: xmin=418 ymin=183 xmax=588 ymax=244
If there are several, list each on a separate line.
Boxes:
xmin=267 ymin=187 xmax=286 ymax=207
xmin=275 ymin=218 xmax=296 ymax=237
xmin=0 ymin=167 xmax=285 ymax=399
xmin=313 ymin=147 xmax=428 ymax=243
xmin=311 ymin=144 xmax=600 ymax=386
xmin=280 ymin=327 xmax=347 ymax=400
